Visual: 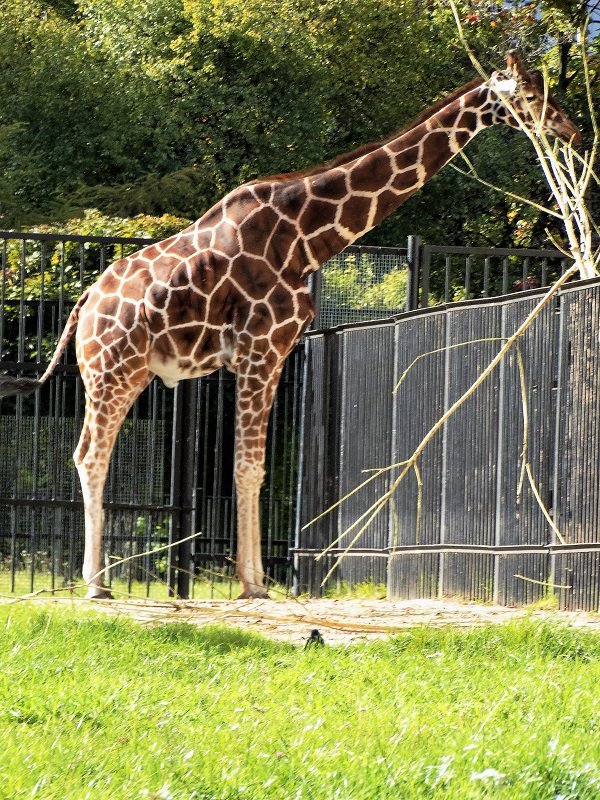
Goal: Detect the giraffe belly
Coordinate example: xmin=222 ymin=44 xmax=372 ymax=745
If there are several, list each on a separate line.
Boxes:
xmin=149 ymin=354 xmax=226 ymax=388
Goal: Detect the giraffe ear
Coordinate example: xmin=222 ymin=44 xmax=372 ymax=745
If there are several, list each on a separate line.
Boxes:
xmin=505 ymin=50 xmax=529 ymax=82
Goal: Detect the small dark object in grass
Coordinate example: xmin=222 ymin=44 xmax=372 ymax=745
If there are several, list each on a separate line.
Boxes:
xmin=304 ymin=629 xmax=325 ymax=650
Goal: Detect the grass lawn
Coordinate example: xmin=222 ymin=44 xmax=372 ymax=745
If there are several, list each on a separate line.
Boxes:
xmin=0 ymin=571 xmax=247 ymax=601
xmin=0 ymin=605 xmax=599 ymax=799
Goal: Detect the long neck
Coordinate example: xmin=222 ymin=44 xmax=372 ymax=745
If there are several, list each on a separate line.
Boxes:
xmin=298 ymin=83 xmax=495 ymax=270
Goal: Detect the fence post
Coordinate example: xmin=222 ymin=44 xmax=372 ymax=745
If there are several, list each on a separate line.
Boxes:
xmin=406 ymin=235 xmax=422 ymax=311
xmin=168 ymin=379 xmax=198 ymax=599
xmin=309 ymin=269 xmax=323 ymax=329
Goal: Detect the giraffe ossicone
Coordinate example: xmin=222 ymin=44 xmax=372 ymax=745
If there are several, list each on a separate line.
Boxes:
xmin=0 ymin=53 xmax=579 ymax=599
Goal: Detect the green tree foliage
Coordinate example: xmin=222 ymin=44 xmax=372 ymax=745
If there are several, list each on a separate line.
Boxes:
xmin=0 ymin=210 xmax=189 ymax=362
xmin=322 ymin=254 xmax=409 ymax=312
xmin=0 ymin=0 xmax=595 ymax=250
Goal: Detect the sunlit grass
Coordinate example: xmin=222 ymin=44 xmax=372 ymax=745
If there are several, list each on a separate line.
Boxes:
xmin=322 ymin=579 xmax=387 ymax=599
xmin=0 ymin=604 xmax=598 ymax=799
xmin=0 ymin=570 xmax=293 ymax=601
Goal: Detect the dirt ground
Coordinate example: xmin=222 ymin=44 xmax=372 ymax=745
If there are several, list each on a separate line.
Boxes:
xmin=6 ymin=596 xmax=598 ymax=646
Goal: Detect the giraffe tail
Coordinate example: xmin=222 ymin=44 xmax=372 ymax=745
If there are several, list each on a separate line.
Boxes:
xmin=0 ymin=289 xmax=90 ymax=398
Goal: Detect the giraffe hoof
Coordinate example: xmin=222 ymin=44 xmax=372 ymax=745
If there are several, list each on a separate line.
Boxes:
xmin=86 ymin=587 xmax=114 ymax=600
xmin=236 ymin=590 xmax=271 ymax=600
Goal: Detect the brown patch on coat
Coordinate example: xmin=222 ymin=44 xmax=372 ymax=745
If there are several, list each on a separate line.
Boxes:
xmin=339 ymin=195 xmax=373 ymax=235
xmin=240 ymin=207 xmax=279 ymax=256
xmin=273 ymin=183 xmax=307 ymax=219
xmin=271 ymin=320 xmax=301 ymax=354
xmin=265 ymin=218 xmax=300 ymax=265
xmin=375 ymin=189 xmax=403 ymax=221
xmin=231 ymin=255 xmax=276 ymax=300
xmin=306 ymin=229 xmax=351 ymax=266
xmin=299 ymin=199 xmax=337 ymax=235
xmin=391 ymin=170 xmax=420 ymax=192
xmin=310 ymin=170 xmax=347 ymax=200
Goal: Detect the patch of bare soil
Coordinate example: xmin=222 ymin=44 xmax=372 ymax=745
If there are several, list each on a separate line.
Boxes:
xmin=6 ymin=596 xmax=597 ymax=647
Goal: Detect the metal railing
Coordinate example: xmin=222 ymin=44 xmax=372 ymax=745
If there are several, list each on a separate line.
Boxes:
xmin=406 ymin=235 xmax=571 ymax=309
xmin=0 ymin=228 xmax=585 ymax=602
xmin=0 ymin=230 xmax=302 ymax=598
xmin=296 ymin=278 xmax=600 ymax=611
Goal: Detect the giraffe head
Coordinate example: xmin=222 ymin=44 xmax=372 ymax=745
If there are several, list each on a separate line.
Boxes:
xmin=488 ymin=51 xmax=580 ymax=144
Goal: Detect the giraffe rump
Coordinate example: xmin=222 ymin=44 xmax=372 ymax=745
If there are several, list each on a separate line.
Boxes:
xmin=0 ymin=375 xmax=41 ymax=398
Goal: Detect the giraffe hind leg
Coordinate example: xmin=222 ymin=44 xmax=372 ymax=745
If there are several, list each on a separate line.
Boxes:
xmin=74 ymin=373 xmax=151 ymax=599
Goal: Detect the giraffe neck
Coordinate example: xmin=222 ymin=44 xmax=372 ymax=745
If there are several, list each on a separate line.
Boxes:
xmin=297 ymin=83 xmax=497 ymax=271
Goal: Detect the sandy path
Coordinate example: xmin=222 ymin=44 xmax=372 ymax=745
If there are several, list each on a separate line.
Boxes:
xmin=5 ymin=596 xmax=597 ymax=646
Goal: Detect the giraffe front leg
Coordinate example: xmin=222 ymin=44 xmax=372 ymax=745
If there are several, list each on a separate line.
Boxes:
xmin=234 ymin=359 xmax=285 ymax=599
xmin=235 ymin=460 xmax=269 ymax=599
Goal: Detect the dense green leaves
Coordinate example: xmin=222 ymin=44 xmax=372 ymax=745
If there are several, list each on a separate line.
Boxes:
xmin=0 ymin=0 xmax=596 ymax=247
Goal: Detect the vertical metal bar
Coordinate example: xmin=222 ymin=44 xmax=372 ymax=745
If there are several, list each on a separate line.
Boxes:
xmin=191 ymin=381 xmax=203 ymax=598
xmin=199 ymin=376 xmax=211 ymax=584
xmin=420 ymin=247 xmax=431 ymax=309
xmin=58 ymin=241 xmax=65 ymax=339
xmin=17 ymin=241 xmax=28 ymax=589
xmin=310 ymin=269 xmax=323 ymax=330
xmin=293 ymin=343 xmax=310 ymax=596
xmin=266 ymin=385 xmax=278 ymax=573
xmin=18 ymin=240 xmax=26 ymax=364
xmin=69 ymin=377 xmax=82 ymax=586
xmin=438 ymin=310 xmax=451 ymax=598
xmin=36 ymin=241 xmax=46 ymax=367
xmin=444 ymin=255 xmax=451 ymax=303
xmin=176 ymin=379 xmax=198 ymax=600
xmin=0 ymin=239 xmax=6 ymax=362
xmin=502 ymin=257 xmax=509 ymax=295
xmin=541 ymin=257 xmax=548 ymax=287
xmin=483 ymin=257 xmax=490 ymax=297
xmin=145 ymin=382 xmax=158 ymax=597
xmin=30 ymin=241 xmax=45 ymax=590
xmin=493 ymin=302 xmax=507 ymax=604
xmin=279 ymin=361 xmax=291 ymax=586
xmin=168 ymin=384 xmax=184 ymax=596
xmin=406 ymin=235 xmax=421 ymax=311
xmin=287 ymin=348 xmax=302 ymax=589
xmin=80 ymin=242 xmax=86 ymax=289
xmin=464 ymin=255 xmax=471 ymax=301
xmin=522 ymin=256 xmax=529 ymax=286
xmin=551 ymin=290 xmax=567 ymax=600
xmin=128 ymin=401 xmax=140 ymax=595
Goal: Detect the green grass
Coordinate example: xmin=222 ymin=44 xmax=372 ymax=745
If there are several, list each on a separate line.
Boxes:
xmin=0 ymin=606 xmax=599 ymax=799
xmin=0 ymin=570 xmax=249 ymax=601
xmin=323 ymin=579 xmax=388 ymax=599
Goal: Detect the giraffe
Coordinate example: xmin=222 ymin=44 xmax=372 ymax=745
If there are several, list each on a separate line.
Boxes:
xmin=0 ymin=52 xmax=579 ymax=599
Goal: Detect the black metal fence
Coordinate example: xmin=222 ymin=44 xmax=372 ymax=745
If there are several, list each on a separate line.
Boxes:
xmin=295 ymin=277 xmax=600 ymax=611
xmin=2 ymin=228 xmax=597 ymax=607
xmin=0 ymin=230 xmax=302 ymax=598
xmin=406 ymin=235 xmax=572 ymax=309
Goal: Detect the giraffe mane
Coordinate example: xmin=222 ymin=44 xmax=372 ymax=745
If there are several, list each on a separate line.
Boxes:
xmin=252 ymin=77 xmax=485 ymax=184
